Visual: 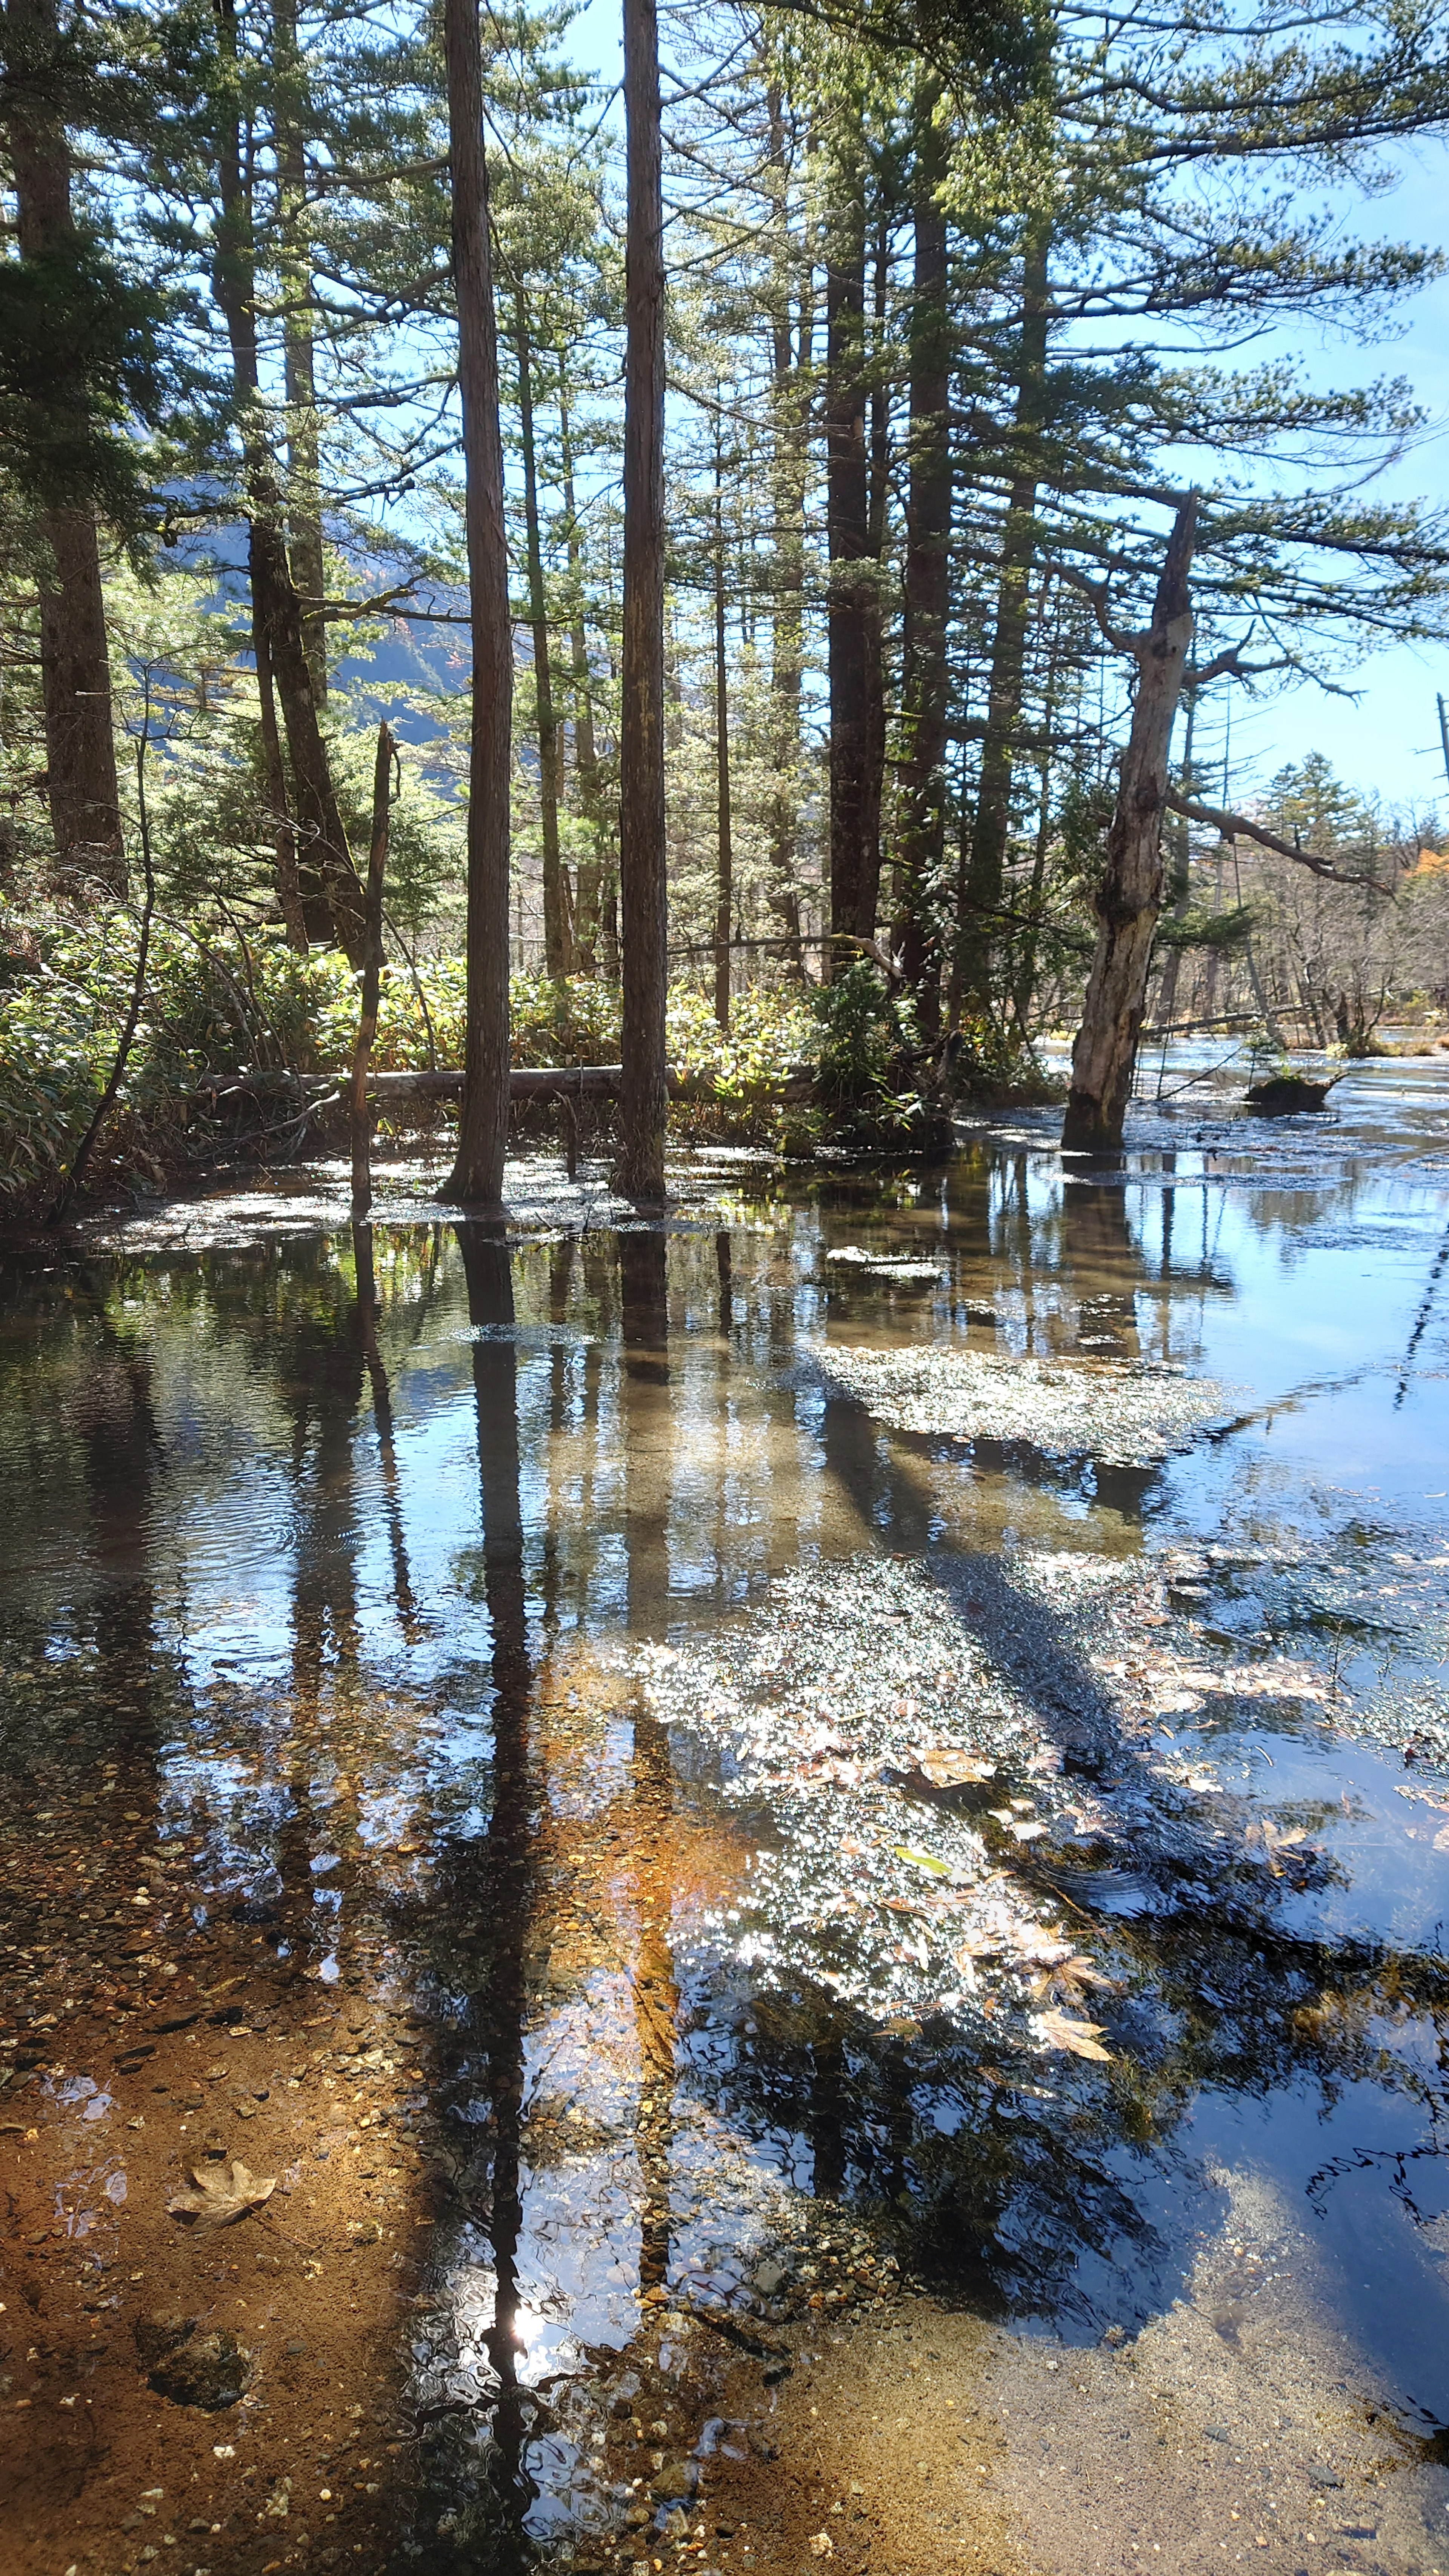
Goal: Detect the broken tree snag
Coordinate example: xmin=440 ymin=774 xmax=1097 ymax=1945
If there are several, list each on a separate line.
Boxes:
xmin=1063 ymin=495 xmax=1198 ymax=1153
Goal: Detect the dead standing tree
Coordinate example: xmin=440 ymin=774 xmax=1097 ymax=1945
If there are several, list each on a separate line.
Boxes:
xmin=1063 ymin=496 xmax=1198 ymax=1152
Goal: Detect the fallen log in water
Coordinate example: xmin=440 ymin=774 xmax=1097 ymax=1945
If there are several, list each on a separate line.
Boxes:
xmin=196 ymin=1064 xmax=816 ymax=1106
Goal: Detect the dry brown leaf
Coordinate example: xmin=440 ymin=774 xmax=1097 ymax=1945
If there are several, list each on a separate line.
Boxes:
xmin=911 ymin=1747 xmax=998 ymax=1787
xmin=167 ymin=2159 xmax=276 ymax=2229
xmin=1033 ymin=1954 xmax=1117 ymax=2008
xmin=1036 ymin=2009 xmax=1114 ymax=2063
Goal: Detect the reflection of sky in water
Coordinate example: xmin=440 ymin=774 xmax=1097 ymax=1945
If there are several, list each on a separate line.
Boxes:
xmin=3 ymin=1058 xmax=1449 ymax=2530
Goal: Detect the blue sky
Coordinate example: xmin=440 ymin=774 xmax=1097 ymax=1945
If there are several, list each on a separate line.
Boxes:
xmin=559 ymin=1 xmax=1449 ymax=818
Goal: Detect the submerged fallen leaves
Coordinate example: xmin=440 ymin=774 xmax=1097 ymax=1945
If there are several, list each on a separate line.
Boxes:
xmin=1035 ymin=2009 xmax=1114 ymax=2062
xmin=167 ymin=2158 xmax=276 ymax=2229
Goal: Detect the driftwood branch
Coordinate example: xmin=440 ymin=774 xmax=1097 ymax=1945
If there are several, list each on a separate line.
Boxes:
xmin=1166 ymin=791 xmax=1398 ymax=893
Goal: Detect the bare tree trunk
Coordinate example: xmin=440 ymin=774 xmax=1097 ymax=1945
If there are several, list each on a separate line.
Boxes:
xmin=896 ymin=89 xmax=950 ymax=1036
xmin=559 ymin=372 xmax=605 ymax=973
xmin=958 ymin=219 xmax=1050 ymax=1020
xmin=442 ymin=0 xmax=514 ymax=1205
xmin=826 ymin=138 xmax=870 ymax=961
xmin=515 ymin=291 xmax=569 ymax=978
xmin=615 ymin=0 xmax=668 ymax=1200
xmin=764 ymin=82 xmax=807 ymax=979
xmin=1152 ymin=680 xmax=1195 ymax=1037
xmin=712 ymin=419 xmax=734 ymax=1029
xmin=274 ymin=0 xmax=326 ymax=703
xmin=213 ymin=0 xmax=364 ymax=961
xmin=860 ymin=200 xmax=889 ymax=947
xmin=256 ymin=631 xmax=308 ymax=949
xmin=350 ymin=721 xmax=392 ymax=1219
xmin=1063 ymin=495 xmax=1198 ymax=1151
xmin=6 ymin=0 xmax=123 ymax=887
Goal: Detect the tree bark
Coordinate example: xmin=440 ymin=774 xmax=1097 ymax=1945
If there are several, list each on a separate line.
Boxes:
xmin=1063 ymin=495 xmax=1198 ymax=1152
xmin=274 ymin=0 xmax=326 ymax=703
xmin=256 ymin=630 xmax=309 ymax=950
xmin=825 ymin=138 xmax=871 ymax=960
xmin=349 ymin=720 xmax=392 ymax=1218
xmin=212 ymin=0 xmax=364 ymax=961
xmin=764 ymin=81 xmax=807 ymax=979
xmin=442 ymin=0 xmax=514 ymax=1205
xmin=615 ymin=0 xmax=668 ymax=1201
xmin=6 ymin=0 xmax=124 ymax=887
xmin=558 ymin=370 xmax=606 ymax=973
xmin=896 ymin=91 xmax=950 ymax=1036
xmin=958 ymin=218 xmax=1050 ymax=1020
xmin=713 ymin=421 xmax=733 ymax=1030
xmin=515 ymin=291 xmax=569 ymax=978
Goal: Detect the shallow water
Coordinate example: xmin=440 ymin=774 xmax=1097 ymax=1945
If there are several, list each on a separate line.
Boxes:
xmin=2 ymin=1056 xmax=1448 ymax=2576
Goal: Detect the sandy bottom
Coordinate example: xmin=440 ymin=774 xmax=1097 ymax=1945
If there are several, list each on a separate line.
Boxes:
xmin=700 ymin=2174 xmax=1449 ymax=2576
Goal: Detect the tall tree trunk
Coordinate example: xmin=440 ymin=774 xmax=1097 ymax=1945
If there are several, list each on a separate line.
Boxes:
xmin=442 ymin=0 xmax=514 ymax=1204
xmin=6 ymin=0 xmax=123 ymax=887
xmin=825 ymin=138 xmax=870 ymax=961
xmin=860 ymin=201 xmax=889 ymax=946
xmin=1063 ymin=496 xmax=1198 ymax=1152
xmin=896 ymin=90 xmax=950 ymax=1037
xmin=256 ymin=632 xmax=308 ymax=949
xmin=713 ymin=421 xmax=733 ymax=1031
xmin=764 ymin=81 xmax=807 ymax=978
xmin=615 ymin=0 xmax=668 ymax=1201
xmin=515 ymin=292 xmax=569 ymax=978
xmin=957 ymin=219 xmax=1050 ymax=1020
xmin=212 ymin=0 xmax=363 ymax=960
xmin=274 ymin=0 xmax=326 ymax=702
xmin=559 ymin=371 xmax=605 ymax=973
xmin=349 ymin=719 xmax=392 ymax=1219
xmin=1152 ymin=679 xmax=1195 ymax=1038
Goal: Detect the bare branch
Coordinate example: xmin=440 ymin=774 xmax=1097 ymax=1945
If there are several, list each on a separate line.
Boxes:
xmin=1167 ymin=791 xmax=1399 ymax=892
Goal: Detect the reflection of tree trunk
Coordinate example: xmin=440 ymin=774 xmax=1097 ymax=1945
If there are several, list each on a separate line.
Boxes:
xmin=715 ymin=1228 xmax=732 ymax=1337
xmin=629 ymin=1692 xmax=679 ymax=2292
xmin=457 ymin=1224 xmax=534 ymax=2541
xmin=808 ymin=2019 xmax=847 ymax=2201
xmin=354 ymin=1223 xmax=420 ymax=1639
xmin=620 ymin=1229 xmax=669 ymax=1631
xmin=77 ymin=1315 xmax=159 ymax=1721
xmin=276 ymin=1284 xmax=365 ymax=1977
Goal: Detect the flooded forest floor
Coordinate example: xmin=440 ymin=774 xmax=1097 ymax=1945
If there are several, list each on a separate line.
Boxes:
xmin=2 ymin=1061 xmax=1449 ymax=2576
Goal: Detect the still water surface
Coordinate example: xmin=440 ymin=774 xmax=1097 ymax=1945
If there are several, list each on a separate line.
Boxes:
xmin=2 ymin=1061 xmax=1447 ymax=2571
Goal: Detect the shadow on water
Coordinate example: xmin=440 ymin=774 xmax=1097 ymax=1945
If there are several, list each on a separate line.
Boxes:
xmin=3 ymin=1084 xmax=1449 ymax=2564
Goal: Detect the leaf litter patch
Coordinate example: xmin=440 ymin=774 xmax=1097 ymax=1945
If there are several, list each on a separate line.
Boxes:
xmin=815 ymin=1344 xmax=1233 ymax=1464
xmin=632 ymin=1551 xmax=1344 ymax=2071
